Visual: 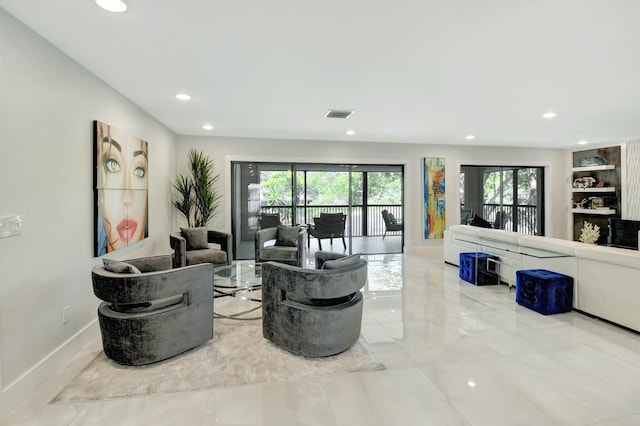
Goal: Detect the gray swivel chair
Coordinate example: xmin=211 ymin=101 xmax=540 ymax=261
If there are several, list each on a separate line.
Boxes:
xmin=91 ymin=255 xmax=213 ymax=365
xmin=255 ymin=225 xmax=307 ymax=267
xmin=262 ymin=251 xmax=367 ymax=357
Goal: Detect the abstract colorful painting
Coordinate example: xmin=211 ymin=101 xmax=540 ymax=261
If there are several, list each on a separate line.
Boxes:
xmin=423 ymin=157 xmax=445 ymax=239
xmin=94 ymin=120 xmax=149 ymax=256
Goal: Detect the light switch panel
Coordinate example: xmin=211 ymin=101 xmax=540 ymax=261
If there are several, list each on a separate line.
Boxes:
xmin=0 ymin=215 xmax=22 ymax=238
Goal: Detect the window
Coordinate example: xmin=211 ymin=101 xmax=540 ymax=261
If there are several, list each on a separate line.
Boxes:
xmin=460 ymin=165 xmax=544 ymax=235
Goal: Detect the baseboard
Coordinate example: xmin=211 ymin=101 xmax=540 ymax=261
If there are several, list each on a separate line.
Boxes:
xmin=574 ymin=309 xmax=640 ymax=336
xmin=1 ymin=320 xmax=101 ymax=417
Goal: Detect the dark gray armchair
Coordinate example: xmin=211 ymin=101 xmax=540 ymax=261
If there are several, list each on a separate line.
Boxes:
xmin=255 ymin=225 xmax=307 ymax=267
xmin=91 ymin=255 xmax=213 ymax=365
xmin=170 ymin=227 xmax=232 ymax=268
xmin=262 ymin=251 xmax=367 ymax=357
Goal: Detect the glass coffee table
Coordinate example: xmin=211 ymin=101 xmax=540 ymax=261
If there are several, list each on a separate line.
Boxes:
xmin=213 ymin=261 xmax=262 ymax=320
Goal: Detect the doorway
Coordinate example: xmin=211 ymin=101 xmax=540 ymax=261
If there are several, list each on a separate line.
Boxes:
xmin=231 ymin=162 xmax=404 ymax=259
xmin=460 ymin=165 xmax=544 ymax=235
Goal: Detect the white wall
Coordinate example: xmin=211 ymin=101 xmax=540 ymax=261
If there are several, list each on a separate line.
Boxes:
xmin=176 ymin=136 xmax=570 ymax=250
xmin=0 ymin=9 xmax=177 ymax=415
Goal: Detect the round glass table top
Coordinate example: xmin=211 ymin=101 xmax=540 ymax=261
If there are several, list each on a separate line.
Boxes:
xmin=213 ymin=261 xmax=262 ymax=319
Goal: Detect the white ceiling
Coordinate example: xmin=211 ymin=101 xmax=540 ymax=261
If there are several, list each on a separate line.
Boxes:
xmin=2 ymin=0 xmax=640 ymax=148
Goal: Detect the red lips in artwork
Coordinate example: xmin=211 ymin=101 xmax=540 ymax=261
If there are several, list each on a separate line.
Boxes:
xmin=117 ymin=220 xmax=137 ymax=243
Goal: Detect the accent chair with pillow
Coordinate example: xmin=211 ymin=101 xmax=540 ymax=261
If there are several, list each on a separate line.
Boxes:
xmin=92 ymin=255 xmax=213 ymax=366
xmin=262 ymin=251 xmax=367 ymax=357
xmin=170 ymin=227 xmax=232 ymax=268
xmin=255 ymin=225 xmax=307 ymax=267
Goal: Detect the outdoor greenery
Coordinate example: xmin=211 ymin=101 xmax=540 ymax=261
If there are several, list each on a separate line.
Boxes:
xmin=483 ymin=168 xmax=538 ymax=205
xmin=172 ymin=149 xmax=222 ymax=227
xmin=258 ymin=171 xmax=402 ymax=207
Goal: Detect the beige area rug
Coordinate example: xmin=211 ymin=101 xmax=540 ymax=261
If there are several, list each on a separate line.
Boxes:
xmin=51 ymin=299 xmax=384 ymax=403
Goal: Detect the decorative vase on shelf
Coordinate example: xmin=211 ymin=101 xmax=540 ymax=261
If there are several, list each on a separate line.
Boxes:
xmin=579 ymin=156 xmax=606 ymax=167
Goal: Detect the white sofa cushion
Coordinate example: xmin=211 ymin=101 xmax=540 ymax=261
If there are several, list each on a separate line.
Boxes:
xmin=519 ymin=235 xmax=580 ymax=256
xmin=449 ymin=225 xmax=481 ymax=242
xmin=478 ymin=228 xmax=521 ymax=246
xmin=575 ymin=244 xmax=640 ymax=269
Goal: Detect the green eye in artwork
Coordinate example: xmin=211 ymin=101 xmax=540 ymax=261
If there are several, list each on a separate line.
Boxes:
xmin=104 ymin=158 xmax=120 ymax=173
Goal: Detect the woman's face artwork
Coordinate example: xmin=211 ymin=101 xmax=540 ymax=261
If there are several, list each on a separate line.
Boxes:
xmin=95 ymin=121 xmax=148 ymax=254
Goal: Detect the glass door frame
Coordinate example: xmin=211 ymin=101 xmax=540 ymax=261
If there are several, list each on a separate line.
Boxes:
xmin=231 ymin=161 xmax=404 ymax=259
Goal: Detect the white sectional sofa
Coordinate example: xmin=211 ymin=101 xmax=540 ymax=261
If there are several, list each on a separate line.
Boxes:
xmin=444 ymin=225 xmax=640 ymax=332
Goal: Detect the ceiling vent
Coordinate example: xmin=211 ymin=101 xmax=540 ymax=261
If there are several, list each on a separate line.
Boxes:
xmin=325 ymin=109 xmax=354 ymax=119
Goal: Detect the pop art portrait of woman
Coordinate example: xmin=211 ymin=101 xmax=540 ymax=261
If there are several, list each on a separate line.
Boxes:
xmin=94 ymin=121 xmax=149 ymax=256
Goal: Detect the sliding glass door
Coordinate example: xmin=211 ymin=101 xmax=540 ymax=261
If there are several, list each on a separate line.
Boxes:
xmin=460 ymin=165 xmax=544 ymax=235
xmin=231 ymin=162 xmax=404 ymax=260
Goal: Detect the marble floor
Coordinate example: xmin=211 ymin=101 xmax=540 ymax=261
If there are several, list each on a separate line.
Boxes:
xmin=6 ymin=247 xmax=640 ymax=425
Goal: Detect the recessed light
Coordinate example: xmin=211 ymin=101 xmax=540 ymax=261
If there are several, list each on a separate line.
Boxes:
xmin=175 ymin=93 xmax=191 ymax=101
xmin=542 ymin=111 xmax=557 ymax=119
xmin=346 ymin=130 xmax=356 ymax=136
xmin=465 ymin=135 xmax=475 ymax=140
xmin=579 ymin=140 xmax=588 ymax=145
xmin=202 ymin=124 xmax=214 ymax=130
xmin=95 ymin=0 xmax=127 ymax=13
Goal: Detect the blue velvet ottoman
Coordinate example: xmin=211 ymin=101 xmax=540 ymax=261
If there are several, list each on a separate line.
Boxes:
xmin=459 ymin=252 xmax=500 ymax=285
xmin=515 ymin=269 xmax=573 ymax=315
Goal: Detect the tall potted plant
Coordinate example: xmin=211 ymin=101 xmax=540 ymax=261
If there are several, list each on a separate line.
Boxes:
xmin=172 ymin=149 xmax=221 ymax=227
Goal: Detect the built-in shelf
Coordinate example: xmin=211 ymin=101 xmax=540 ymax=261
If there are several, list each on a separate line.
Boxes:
xmin=572 ymin=208 xmax=617 ymax=215
xmin=571 ymin=145 xmax=622 ymax=244
xmin=571 ymin=187 xmax=616 ymax=193
xmin=572 ymin=165 xmax=616 ymax=172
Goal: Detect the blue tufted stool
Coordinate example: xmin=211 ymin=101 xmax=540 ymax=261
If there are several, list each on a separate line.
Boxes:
xmin=515 ymin=269 xmax=573 ymax=315
xmin=459 ymin=252 xmax=500 ymax=285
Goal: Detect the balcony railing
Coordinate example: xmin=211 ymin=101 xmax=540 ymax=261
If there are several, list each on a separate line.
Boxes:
xmin=481 ymin=204 xmax=538 ymax=235
xmin=259 ymin=204 xmax=403 ymax=237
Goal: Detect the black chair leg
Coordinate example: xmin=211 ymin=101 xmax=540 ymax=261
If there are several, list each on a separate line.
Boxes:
xmin=383 ymin=231 xmax=387 ymax=240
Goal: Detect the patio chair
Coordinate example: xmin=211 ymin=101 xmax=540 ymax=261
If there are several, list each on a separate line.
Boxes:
xmin=381 ymin=209 xmax=403 ymax=239
xmin=461 ymin=208 xmax=474 ymax=225
xmin=493 ymin=211 xmax=509 ymax=229
xmin=307 ymin=213 xmax=346 ymax=250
